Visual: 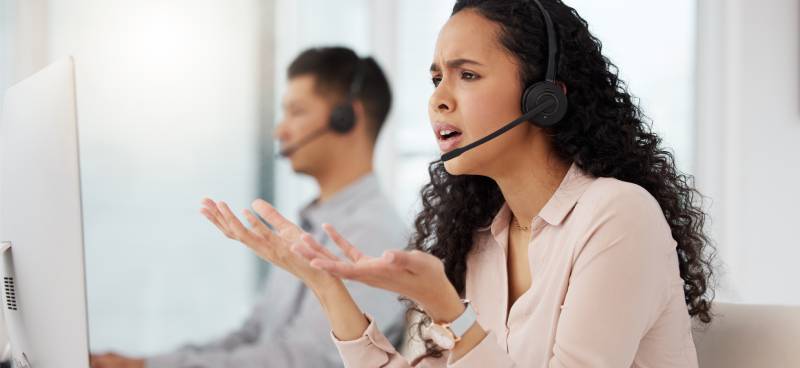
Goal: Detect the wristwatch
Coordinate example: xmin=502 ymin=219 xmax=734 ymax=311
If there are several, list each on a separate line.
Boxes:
xmin=426 ymin=299 xmax=478 ymax=350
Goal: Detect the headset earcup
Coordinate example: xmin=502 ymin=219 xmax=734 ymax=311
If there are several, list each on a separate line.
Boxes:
xmin=521 ymin=82 xmax=568 ymax=127
xmin=329 ymin=104 xmax=356 ymax=134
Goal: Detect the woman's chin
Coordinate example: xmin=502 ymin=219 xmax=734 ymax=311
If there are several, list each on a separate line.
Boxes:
xmin=440 ymin=157 xmax=455 ymax=174
xmin=442 ymin=148 xmax=500 ymax=177
xmin=442 ymin=156 xmax=472 ymax=176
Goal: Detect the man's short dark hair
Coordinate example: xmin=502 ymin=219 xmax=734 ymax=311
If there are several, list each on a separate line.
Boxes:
xmin=288 ymin=47 xmax=392 ymax=140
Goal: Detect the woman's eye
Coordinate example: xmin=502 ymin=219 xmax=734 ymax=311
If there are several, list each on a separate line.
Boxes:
xmin=431 ymin=76 xmax=442 ymax=87
xmin=461 ymin=71 xmax=478 ymax=80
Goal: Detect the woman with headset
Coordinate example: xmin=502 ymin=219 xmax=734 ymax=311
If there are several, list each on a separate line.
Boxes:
xmin=203 ymin=0 xmax=714 ymax=366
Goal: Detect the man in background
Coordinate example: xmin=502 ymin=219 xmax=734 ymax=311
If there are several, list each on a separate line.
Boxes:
xmin=91 ymin=46 xmax=407 ymax=368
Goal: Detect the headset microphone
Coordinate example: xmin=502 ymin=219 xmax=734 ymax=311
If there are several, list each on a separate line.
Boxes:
xmin=440 ymin=100 xmax=554 ymax=162
xmin=278 ymin=126 xmax=330 ymax=157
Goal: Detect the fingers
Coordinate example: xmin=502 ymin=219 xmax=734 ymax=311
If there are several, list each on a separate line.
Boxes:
xmin=322 ymin=223 xmax=364 ymax=262
xmin=200 ymin=207 xmax=227 ymax=232
xmin=201 ymin=198 xmax=232 ymax=236
xmin=290 ymin=240 xmax=338 ymax=265
xmin=309 ymin=258 xmax=360 ymax=279
xmin=216 ymin=201 xmax=258 ymax=244
xmin=242 ymin=209 xmax=280 ymax=243
xmin=299 ymin=233 xmax=339 ymax=261
xmin=290 ymin=241 xmax=318 ymax=261
xmin=381 ymin=250 xmax=412 ymax=269
xmin=310 ymin=256 xmax=399 ymax=279
xmin=252 ymin=199 xmax=296 ymax=231
xmin=384 ymin=250 xmax=438 ymax=275
xmin=201 ymin=198 xmax=226 ymax=225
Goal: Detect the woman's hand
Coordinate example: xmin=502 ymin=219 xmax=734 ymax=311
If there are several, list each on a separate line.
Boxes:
xmin=202 ymin=198 xmax=371 ymax=340
xmin=200 ymin=198 xmax=338 ymax=290
xmin=293 ymin=223 xmax=465 ymax=323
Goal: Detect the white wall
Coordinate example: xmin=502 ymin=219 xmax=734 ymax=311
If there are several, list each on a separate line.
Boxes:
xmin=42 ymin=0 xmax=267 ymax=353
xmin=696 ymin=0 xmax=800 ymax=305
xmin=0 ymin=0 xmax=48 ymax=95
xmin=0 ymin=0 xmax=13 ymax=93
xmin=569 ymin=0 xmax=696 ymax=171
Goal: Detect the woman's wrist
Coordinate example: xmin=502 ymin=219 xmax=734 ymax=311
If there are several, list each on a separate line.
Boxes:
xmin=310 ymin=278 xmax=370 ymax=341
xmin=421 ymin=282 xmax=465 ymax=323
xmin=309 ymin=276 xmax=345 ymax=301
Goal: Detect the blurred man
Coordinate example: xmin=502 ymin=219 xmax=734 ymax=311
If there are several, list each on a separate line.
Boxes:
xmin=92 ymin=46 xmax=407 ymax=368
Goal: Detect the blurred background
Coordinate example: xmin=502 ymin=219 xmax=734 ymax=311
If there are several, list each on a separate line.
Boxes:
xmin=0 ymin=0 xmax=797 ymax=356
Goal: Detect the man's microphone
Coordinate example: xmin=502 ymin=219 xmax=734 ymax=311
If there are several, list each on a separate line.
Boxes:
xmin=440 ymin=100 xmax=555 ymax=162
xmin=278 ymin=126 xmax=330 ymax=158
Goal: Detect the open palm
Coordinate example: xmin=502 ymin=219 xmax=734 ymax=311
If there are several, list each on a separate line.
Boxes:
xmin=200 ymin=197 xmax=335 ymax=288
xmin=292 ymin=223 xmax=459 ymax=313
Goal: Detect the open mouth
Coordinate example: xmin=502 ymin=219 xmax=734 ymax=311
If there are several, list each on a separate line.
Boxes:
xmin=436 ymin=127 xmax=462 ymax=142
xmin=433 ymin=123 xmax=464 ymax=152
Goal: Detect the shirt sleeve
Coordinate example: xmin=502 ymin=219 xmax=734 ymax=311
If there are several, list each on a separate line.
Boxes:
xmin=332 ymin=314 xmax=449 ymax=368
xmin=328 ymin=216 xmax=448 ymax=368
xmin=146 ymin=335 xmax=340 ymax=368
xmin=548 ymin=186 xmax=674 ymax=367
xmin=145 ymin=301 xmax=266 ymax=368
xmin=329 ymin=220 xmax=502 ymax=368
xmin=144 ymin=281 xmax=348 ymax=368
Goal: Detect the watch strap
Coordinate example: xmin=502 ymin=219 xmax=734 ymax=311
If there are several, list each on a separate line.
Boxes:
xmin=449 ymin=299 xmax=477 ymax=338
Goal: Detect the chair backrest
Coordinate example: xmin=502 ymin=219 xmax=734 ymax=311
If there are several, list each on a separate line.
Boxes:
xmin=693 ymin=302 xmax=800 ymax=368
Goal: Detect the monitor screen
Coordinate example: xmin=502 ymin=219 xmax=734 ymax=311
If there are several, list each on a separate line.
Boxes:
xmin=0 ymin=57 xmax=90 ymax=368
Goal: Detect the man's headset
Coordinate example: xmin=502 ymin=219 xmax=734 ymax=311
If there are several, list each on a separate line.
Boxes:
xmin=441 ymin=0 xmax=568 ymax=162
xmin=279 ymin=59 xmax=366 ymax=157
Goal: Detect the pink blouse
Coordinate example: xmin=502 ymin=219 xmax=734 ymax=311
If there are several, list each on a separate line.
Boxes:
xmin=332 ymin=163 xmax=699 ymax=367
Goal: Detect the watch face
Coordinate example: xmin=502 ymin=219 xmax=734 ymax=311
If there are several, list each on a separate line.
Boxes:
xmin=427 ymin=324 xmax=455 ymax=350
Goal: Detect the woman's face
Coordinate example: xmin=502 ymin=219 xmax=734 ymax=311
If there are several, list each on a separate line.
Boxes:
xmin=429 ymin=9 xmax=531 ymax=176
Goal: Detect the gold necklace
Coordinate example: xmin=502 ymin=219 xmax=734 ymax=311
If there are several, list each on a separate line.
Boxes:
xmin=511 ymin=216 xmax=531 ymax=231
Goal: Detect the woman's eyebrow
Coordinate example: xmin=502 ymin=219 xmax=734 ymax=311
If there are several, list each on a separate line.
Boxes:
xmin=430 ymin=58 xmax=485 ymax=72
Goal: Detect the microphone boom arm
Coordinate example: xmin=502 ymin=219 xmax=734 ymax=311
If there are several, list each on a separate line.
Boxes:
xmin=440 ymin=100 xmax=555 ymax=161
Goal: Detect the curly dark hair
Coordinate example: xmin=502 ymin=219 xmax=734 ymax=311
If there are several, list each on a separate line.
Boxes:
xmin=405 ymin=0 xmax=715 ymax=363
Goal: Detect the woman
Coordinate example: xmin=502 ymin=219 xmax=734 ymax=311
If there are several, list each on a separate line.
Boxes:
xmin=203 ymin=0 xmax=714 ymax=366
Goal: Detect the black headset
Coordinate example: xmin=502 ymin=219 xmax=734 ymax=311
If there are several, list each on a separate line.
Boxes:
xmin=328 ymin=58 xmax=366 ymax=134
xmin=440 ymin=0 xmax=568 ymax=161
xmin=522 ymin=0 xmax=568 ymax=127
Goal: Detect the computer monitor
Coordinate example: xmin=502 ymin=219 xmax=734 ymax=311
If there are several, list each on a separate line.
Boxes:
xmin=0 ymin=57 xmax=90 ymax=367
